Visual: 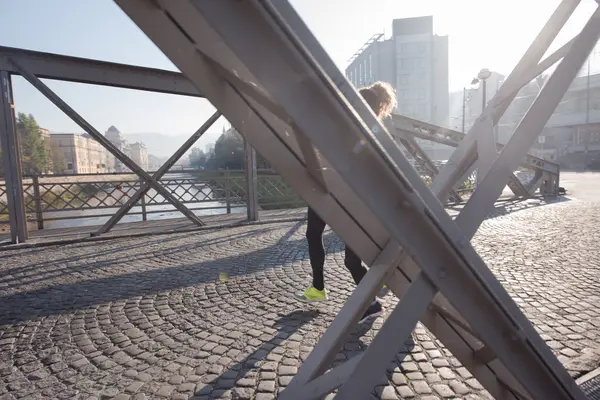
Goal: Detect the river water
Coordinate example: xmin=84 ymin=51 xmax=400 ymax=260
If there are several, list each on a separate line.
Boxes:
xmin=38 ymin=173 xmax=246 ymax=230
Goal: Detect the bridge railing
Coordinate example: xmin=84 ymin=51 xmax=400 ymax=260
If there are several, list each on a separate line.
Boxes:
xmin=0 ymin=169 xmax=306 ymax=231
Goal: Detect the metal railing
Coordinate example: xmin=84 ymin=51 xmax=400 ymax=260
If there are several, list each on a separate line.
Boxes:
xmin=0 ymin=169 xmax=306 ymax=230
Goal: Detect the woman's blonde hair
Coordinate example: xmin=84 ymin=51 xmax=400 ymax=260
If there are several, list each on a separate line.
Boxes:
xmin=358 ymin=81 xmax=397 ymax=120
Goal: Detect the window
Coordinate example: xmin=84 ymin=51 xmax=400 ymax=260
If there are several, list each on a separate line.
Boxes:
xmin=399 ymin=89 xmax=409 ymax=100
xmin=358 ymin=63 xmax=363 ymax=85
xmin=417 ymin=88 xmax=426 ymax=99
xmin=418 ymin=102 xmax=427 ymax=116
xmin=416 ymin=42 xmax=426 ymax=55
xmin=67 ymin=162 xmax=73 ymax=170
xmin=416 ymin=58 xmax=427 ymax=69
xmin=368 ymin=54 xmax=373 ymax=80
xmin=398 ymin=74 xmax=409 ymax=86
xmin=400 ymin=58 xmax=412 ymax=70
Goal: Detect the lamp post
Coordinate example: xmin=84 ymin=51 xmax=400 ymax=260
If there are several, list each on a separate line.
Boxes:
xmin=473 ymin=68 xmax=491 ymax=190
xmin=477 ymin=68 xmax=492 ymax=113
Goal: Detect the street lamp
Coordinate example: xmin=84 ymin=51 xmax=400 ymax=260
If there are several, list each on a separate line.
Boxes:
xmin=477 ymin=68 xmax=492 ymax=113
xmin=472 ymin=68 xmax=491 ymax=190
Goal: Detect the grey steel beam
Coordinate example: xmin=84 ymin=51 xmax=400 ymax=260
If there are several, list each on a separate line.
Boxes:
xmin=208 ymin=57 xmax=329 ymax=192
xmin=94 ymin=111 xmax=221 ymax=235
xmin=244 ymin=138 xmax=259 ymax=221
xmin=392 ymin=115 xmax=560 ymax=175
xmin=114 ymin=0 xmax=588 ymax=399
xmin=429 ymin=0 xmax=580 ymax=200
xmin=170 ymin=1 xmax=583 ymax=399
xmin=6 ymin=57 xmax=206 ymax=229
xmin=0 ymin=71 xmax=27 ymax=243
xmin=392 ymin=116 xmax=556 ymax=197
xmin=0 ymin=46 xmax=202 ymax=97
xmin=335 ymin=273 xmax=437 ymax=398
xmin=457 ymin=7 xmax=600 ymax=239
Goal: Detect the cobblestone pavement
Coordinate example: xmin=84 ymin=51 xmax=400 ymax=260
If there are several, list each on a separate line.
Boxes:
xmin=1 ymin=198 xmax=600 ymax=399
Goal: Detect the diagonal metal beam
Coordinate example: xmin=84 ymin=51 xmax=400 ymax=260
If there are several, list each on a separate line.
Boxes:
xmin=335 ymin=273 xmax=438 ymax=398
xmin=94 ymin=111 xmax=221 ymax=235
xmin=392 ymin=115 xmax=555 ymax=199
xmin=457 ymin=8 xmax=600 ymax=238
xmin=191 ymin=0 xmax=584 ymax=398
xmin=207 ymin=55 xmax=329 ymax=192
xmin=6 ymin=56 xmax=206 ymax=228
xmin=392 ymin=130 xmax=462 ymax=202
xmin=115 ymin=1 xmax=587 ymax=399
xmin=430 ymin=0 xmax=581 ymax=200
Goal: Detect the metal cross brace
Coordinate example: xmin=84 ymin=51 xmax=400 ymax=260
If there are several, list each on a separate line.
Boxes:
xmin=457 ymin=6 xmax=600 ymax=238
xmin=390 ymin=126 xmax=463 ymax=202
xmin=264 ymin=1 xmax=590 ymax=398
xmin=6 ymin=57 xmax=206 ymax=230
xmin=114 ymin=0 xmax=591 ymax=399
xmin=392 ymin=114 xmax=559 ymax=198
xmin=0 ymin=71 xmax=27 ymax=243
xmin=94 ymin=111 xmax=221 ymax=235
xmin=430 ymin=0 xmax=583 ymax=203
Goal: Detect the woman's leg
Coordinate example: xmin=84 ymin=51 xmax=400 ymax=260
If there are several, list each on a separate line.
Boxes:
xmin=344 ymin=246 xmax=368 ymax=285
xmin=306 ymin=208 xmax=327 ymax=290
xmin=345 ymin=245 xmax=384 ymax=323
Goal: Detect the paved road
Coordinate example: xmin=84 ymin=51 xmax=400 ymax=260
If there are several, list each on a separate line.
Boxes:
xmin=559 ymin=171 xmax=600 ymax=201
xmin=1 ymin=183 xmax=599 ymax=398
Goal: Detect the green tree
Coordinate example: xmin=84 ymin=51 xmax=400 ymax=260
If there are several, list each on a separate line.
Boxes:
xmin=189 ymin=148 xmax=208 ymax=169
xmin=213 ymin=128 xmax=245 ymax=170
xmin=16 ymin=113 xmax=49 ymax=174
xmin=51 ymin=148 xmax=67 ymax=174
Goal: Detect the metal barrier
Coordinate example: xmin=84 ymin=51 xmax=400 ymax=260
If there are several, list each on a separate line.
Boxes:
xmin=0 ymin=169 xmax=305 ymax=231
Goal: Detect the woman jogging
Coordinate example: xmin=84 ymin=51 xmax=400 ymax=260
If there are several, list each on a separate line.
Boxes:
xmin=296 ymin=81 xmax=397 ymax=324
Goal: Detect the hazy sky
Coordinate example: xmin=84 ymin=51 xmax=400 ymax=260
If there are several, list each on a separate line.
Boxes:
xmin=0 ymin=0 xmax=597 ymax=149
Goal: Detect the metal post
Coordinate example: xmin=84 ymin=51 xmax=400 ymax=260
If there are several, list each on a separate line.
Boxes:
xmin=140 ymin=192 xmax=147 ymax=221
xmin=0 ymin=70 xmax=27 ymax=243
xmin=244 ymin=138 xmax=259 ymax=221
xmin=482 ymin=78 xmax=487 ymax=113
xmin=462 ymin=87 xmax=466 ymax=133
xmin=585 ymin=55 xmax=591 ymax=166
xmin=224 ymin=169 xmax=231 ymax=214
xmin=32 ymin=173 xmax=44 ymax=230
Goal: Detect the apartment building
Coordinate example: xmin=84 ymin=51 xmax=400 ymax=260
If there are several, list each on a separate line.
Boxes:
xmin=346 ymin=16 xmax=451 ymax=160
xmin=130 ymin=142 xmax=149 ymax=171
xmin=49 ymin=133 xmax=108 ymax=174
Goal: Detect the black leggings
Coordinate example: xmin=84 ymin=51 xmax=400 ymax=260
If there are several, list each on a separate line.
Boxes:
xmin=306 ymin=207 xmax=368 ymax=291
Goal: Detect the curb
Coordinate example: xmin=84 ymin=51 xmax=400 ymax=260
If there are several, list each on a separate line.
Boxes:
xmin=0 ymin=216 xmax=307 ymax=252
xmin=577 ymin=366 xmax=600 ymax=385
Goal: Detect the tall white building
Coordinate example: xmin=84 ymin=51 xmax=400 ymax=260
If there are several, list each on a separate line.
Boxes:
xmin=105 ymin=126 xmax=131 ymax=172
xmin=130 ymin=142 xmax=149 ymax=171
xmin=346 ymin=16 xmax=450 ymax=160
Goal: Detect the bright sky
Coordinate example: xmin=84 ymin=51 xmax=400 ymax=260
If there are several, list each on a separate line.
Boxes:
xmin=0 ymin=0 xmax=597 ymax=149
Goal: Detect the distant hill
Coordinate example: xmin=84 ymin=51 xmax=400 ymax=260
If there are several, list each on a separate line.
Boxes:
xmin=124 ymin=131 xmax=222 ymax=158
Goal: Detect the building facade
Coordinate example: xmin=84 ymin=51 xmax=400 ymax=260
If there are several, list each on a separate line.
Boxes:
xmin=345 ymin=16 xmax=450 ymax=160
xmin=105 ymin=126 xmax=131 ymax=172
xmin=130 ymin=142 xmax=149 ymax=171
xmin=49 ymin=134 xmax=108 ymax=174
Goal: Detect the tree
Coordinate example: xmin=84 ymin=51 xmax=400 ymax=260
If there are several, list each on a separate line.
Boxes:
xmin=212 ymin=128 xmax=245 ymax=170
xmin=16 ymin=113 xmax=49 ymax=174
xmin=189 ymin=148 xmax=208 ymax=170
xmin=51 ymin=148 xmax=67 ymax=174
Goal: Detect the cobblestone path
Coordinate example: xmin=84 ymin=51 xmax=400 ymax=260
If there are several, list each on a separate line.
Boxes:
xmin=1 ymin=198 xmax=599 ymax=399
